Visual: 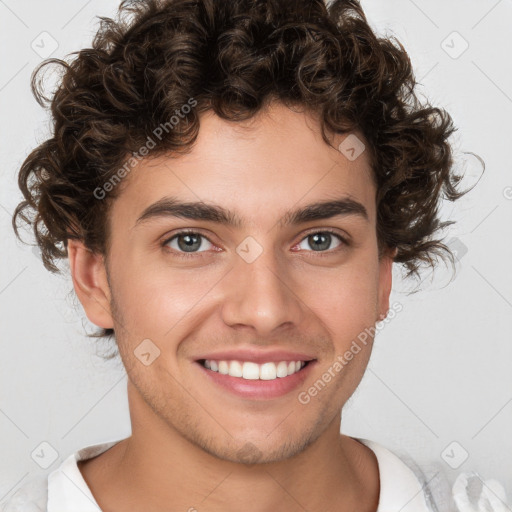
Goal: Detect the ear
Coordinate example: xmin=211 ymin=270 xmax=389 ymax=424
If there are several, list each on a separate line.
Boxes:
xmin=67 ymin=239 xmax=114 ymax=329
xmin=377 ymin=247 xmax=397 ymax=321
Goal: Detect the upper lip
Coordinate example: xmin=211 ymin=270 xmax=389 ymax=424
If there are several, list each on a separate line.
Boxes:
xmin=193 ymin=347 xmax=317 ymax=364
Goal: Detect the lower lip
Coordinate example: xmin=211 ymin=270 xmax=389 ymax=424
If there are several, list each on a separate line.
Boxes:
xmin=194 ymin=361 xmax=316 ymax=400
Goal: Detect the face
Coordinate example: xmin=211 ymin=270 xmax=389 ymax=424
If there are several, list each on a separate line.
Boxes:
xmin=70 ymin=102 xmax=393 ymax=464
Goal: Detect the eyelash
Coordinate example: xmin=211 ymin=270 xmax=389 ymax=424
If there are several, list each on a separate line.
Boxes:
xmin=161 ymin=228 xmax=349 ymax=260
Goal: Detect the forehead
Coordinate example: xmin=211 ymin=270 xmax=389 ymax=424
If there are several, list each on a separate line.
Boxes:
xmin=110 ymin=103 xmax=376 ymax=230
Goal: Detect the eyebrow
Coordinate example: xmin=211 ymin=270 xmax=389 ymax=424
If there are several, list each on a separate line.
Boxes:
xmin=134 ymin=195 xmax=369 ymax=229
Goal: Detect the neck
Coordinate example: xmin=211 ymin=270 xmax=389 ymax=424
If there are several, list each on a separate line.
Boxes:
xmin=80 ymin=381 xmax=379 ymax=512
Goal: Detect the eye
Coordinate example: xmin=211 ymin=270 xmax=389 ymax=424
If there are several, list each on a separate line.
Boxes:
xmin=295 ymin=230 xmax=348 ymax=253
xmin=162 ymin=230 xmax=215 ymax=258
xmin=162 ymin=228 xmax=349 ymax=259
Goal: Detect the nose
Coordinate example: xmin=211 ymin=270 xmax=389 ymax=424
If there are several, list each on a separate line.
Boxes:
xmin=219 ymin=244 xmax=305 ymax=337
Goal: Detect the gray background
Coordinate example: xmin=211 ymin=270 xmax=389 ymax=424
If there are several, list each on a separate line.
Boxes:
xmin=1 ymin=0 xmax=511 ymax=507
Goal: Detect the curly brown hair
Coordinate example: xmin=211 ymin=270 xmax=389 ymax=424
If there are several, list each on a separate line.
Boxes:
xmin=12 ymin=0 xmax=476 ymax=347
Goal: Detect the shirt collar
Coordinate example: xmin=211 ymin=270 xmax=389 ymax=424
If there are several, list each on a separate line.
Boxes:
xmin=47 ymin=437 xmax=127 ymax=512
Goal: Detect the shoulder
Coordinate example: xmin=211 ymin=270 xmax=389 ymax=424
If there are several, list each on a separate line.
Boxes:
xmin=356 ymin=437 xmax=511 ymax=512
xmin=1 ymin=436 xmax=127 ymax=512
xmin=0 ymin=474 xmax=48 ymax=512
xmin=357 ymin=437 xmax=433 ymax=511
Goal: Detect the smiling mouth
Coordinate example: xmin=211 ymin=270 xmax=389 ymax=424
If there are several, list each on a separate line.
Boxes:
xmin=197 ymin=359 xmax=314 ymax=381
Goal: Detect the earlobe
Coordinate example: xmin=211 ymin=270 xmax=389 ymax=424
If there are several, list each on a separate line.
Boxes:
xmin=67 ymin=239 xmax=114 ymax=329
xmin=377 ymin=247 xmax=396 ymax=321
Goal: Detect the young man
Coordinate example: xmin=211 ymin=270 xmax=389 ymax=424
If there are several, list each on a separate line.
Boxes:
xmin=6 ymin=0 xmax=483 ymax=511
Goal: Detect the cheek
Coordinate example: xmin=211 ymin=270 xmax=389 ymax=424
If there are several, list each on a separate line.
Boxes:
xmin=111 ymin=252 xmax=221 ymax=340
xmin=297 ymin=259 xmax=379 ymax=330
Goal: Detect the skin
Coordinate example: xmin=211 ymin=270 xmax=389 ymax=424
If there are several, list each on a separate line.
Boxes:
xmin=68 ymin=101 xmax=395 ymax=512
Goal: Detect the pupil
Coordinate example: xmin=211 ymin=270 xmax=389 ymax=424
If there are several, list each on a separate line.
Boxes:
xmin=310 ymin=233 xmax=330 ymax=251
xmin=178 ymin=234 xmax=201 ymax=252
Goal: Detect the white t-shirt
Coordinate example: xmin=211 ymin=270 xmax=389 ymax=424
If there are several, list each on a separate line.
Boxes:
xmin=0 ymin=436 xmax=506 ymax=512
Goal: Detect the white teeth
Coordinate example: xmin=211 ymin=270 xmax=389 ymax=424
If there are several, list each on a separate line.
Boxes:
xmin=276 ymin=361 xmax=288 ymax=377
xmin=260 ymin=362 xmax=277 ymax=380
xmin=218 ymin=360 xmax=229 ymax=375
xmin=201 ymin=359 xmax=308 ymax=380
xmin=229 ymin=360 xmax=243 ymax=377
xmin=242 ymin=362 xmax=260 ymax=380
